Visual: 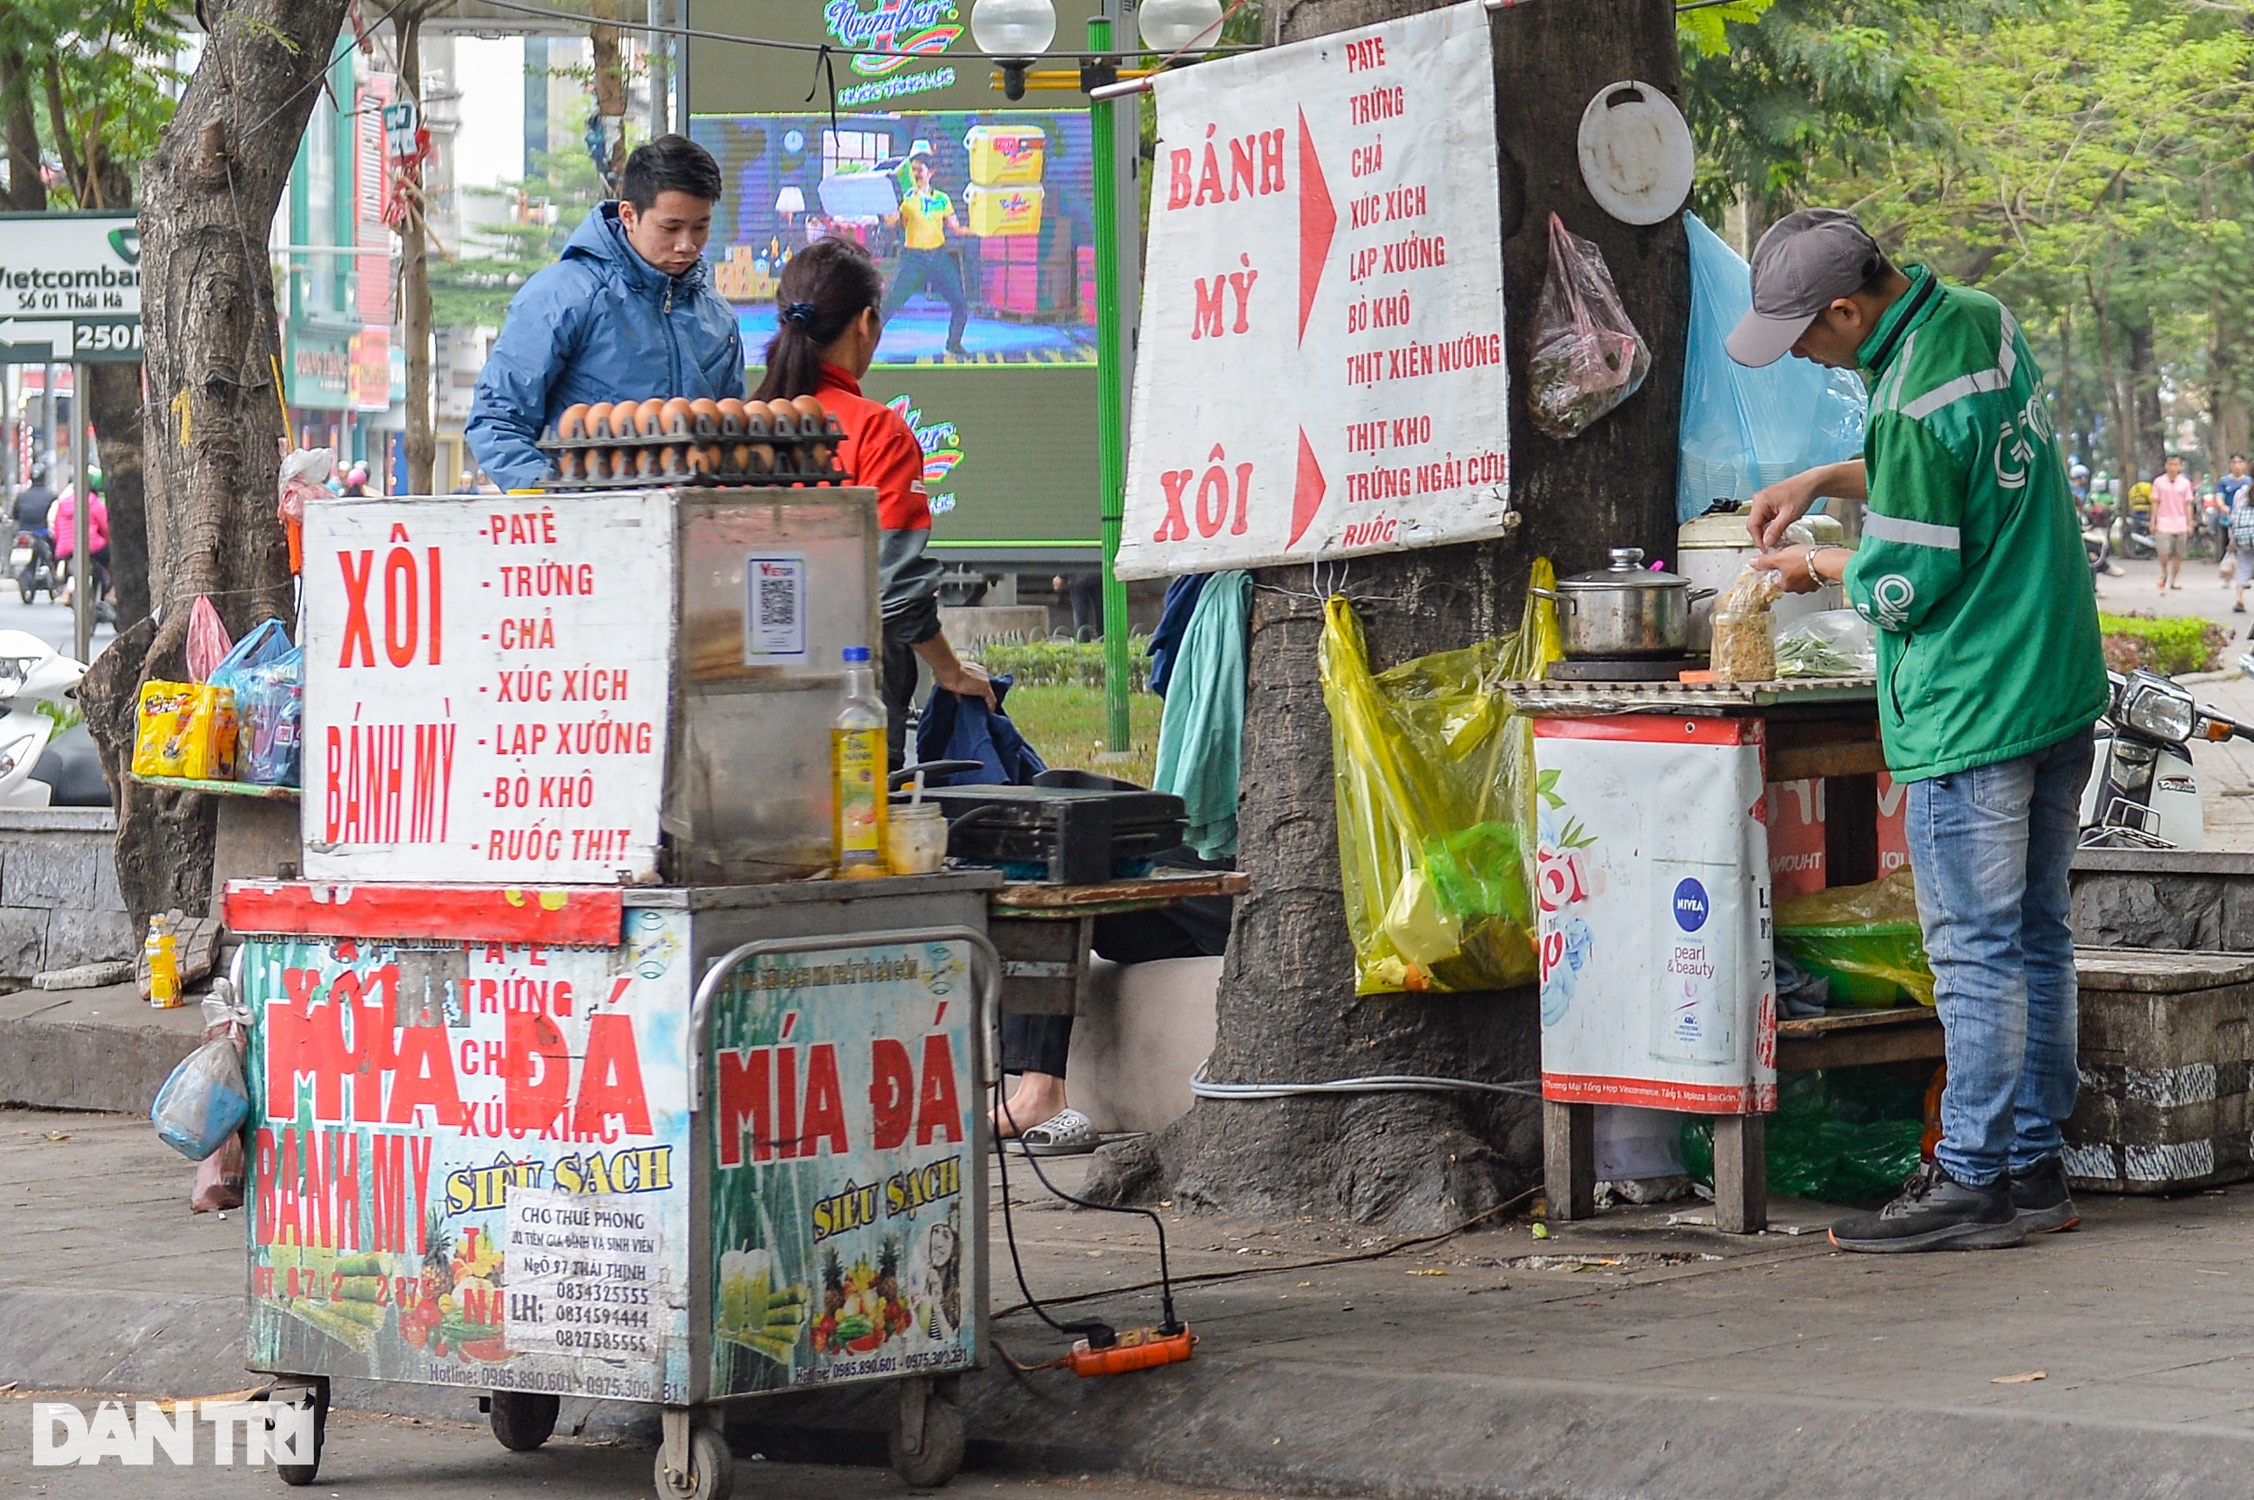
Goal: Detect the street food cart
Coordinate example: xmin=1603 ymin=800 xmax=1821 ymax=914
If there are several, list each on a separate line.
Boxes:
xmin=222 ymin=482 xmax=1005 ymax=1497
xmin=1508 ymin=675 xmax=1941 ymax=1233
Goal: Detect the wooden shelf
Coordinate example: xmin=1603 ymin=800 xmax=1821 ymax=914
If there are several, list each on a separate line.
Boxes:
xmin=126 ymin=772 xmax=299 ymax=802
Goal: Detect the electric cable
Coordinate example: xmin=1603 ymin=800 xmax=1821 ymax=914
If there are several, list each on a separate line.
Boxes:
xmin=991 ymin=1182 xmax=1539 ymax=1322
xmin=1188 ymin=1061 xmax=1545 ymax=1101
xmin=990 ymin=1083 xmax=1185 ymax=1348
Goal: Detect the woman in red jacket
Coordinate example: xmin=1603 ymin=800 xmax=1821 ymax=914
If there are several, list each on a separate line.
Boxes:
xmin=755 ymin=239 xmax=993 ymax=765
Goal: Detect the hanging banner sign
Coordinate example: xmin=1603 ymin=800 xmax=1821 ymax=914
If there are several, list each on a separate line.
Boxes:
xmin=1114 ymin=2 xmax=1510 ymax=580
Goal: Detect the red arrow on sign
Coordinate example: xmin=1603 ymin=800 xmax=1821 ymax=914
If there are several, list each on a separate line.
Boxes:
xmin=1289 ymin=427 xmax=1326 ymax=547
xmin=1297 ymin=107 xmax=1334 ymax=346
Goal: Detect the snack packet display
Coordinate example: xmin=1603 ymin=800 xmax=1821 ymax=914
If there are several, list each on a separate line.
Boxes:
xmin=132 ymin=681 xmax=239 ymax=780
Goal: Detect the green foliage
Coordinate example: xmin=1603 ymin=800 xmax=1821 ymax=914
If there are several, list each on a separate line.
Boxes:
xmin=0 ymin=0 xmax=186 ymax=209
xmin=969 ymin=634 xmax=1151 ymax=692
xmin=1677 ymin=0 xmax=1777 ymax=60
xmin=2097 ymin=612 xmax=2229 ymax=677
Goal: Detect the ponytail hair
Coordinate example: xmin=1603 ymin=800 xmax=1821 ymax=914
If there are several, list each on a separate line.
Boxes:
xmin=754 ymin=238 xmax=886 ymax=400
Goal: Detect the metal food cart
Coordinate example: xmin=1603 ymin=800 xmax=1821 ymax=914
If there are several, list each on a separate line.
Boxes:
xmin=223 ymin=484 xmax=1006 ymax=1496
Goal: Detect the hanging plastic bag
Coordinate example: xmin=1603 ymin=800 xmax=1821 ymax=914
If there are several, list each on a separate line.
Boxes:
xmin=1682 ymin=1068 xmax=1928 ymax=1202
xmin=185 ymin=597 xmax=233 ymax=683
xmin=1323 ymin=562 xmax=1563 ymax=994
xmin=208 ymin=618 xmax=302 ymax=786
xmin=1677 ymin=214 xmax=1869 ymax=523
xmin=150 ymin=1035 xmax=250 ymax=1160
xmin=1528 ymin=213 xmax=1651 ymax=441
xmin=278 ymin=448 xmax=334 ymax=575
xmin=1776 ymin=867 xmax=1935 ymax=1007
xmin=1710 ymin=564 xmax=1784 ymax=683
xmin=1774 ymin=608 xmax=1876 ymax=678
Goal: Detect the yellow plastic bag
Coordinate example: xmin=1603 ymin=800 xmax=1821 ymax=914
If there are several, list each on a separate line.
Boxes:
xmin=1322 ymin=562 xmax=1562 ymax=994
xmin=133 ymin=681 xmax=239 ymax=781
xmin=1776 ymin=867 xmax=1935 ymax=1007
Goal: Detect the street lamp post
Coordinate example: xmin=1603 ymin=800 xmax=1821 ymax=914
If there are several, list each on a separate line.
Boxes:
xmin=1087 ymin=12 xmax=1132 ymax=752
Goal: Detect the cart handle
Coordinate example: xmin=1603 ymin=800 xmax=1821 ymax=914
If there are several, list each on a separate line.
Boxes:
xmin=686 ymin=925 xmax=1002 ymax=1112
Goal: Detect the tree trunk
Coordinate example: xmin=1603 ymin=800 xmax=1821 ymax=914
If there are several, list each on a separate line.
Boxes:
xmin=591 ymin=16 xmax=628 ymax=192
xmin=93 ymin=0 xmax=353 ymax=924
xmin=1088 ymin=0 xmax=1689 ymax=1230
xmin=0 ymin=18 xmax=43 ymax=213
xmin=2127 ymin=322 xmax=2164 ymax=472
xmin=86 ymin=361 xmax=150 ymax=629
xmin=397 ymin=11 xmax=436 ymax=495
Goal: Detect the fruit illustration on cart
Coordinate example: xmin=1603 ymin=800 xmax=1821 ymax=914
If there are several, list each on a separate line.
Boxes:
xmin=810 ymin=1238 xmax=916 ymax=1357
xmin=716 ymin=1247 xmax=811 ymax=1364
xmin=401 ymin=1214 xmax=509 ymax=1361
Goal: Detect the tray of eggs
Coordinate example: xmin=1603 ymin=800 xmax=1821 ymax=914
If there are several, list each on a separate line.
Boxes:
xmin=537 ymin=395 xmax=846 ymax=488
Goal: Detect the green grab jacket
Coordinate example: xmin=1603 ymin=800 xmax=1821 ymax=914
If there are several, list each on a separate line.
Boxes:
xmin=1843 ymin=266 xmax=2109 ymax=782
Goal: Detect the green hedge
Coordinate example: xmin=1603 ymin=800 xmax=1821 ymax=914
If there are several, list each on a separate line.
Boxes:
xmin=971 ymin=634 xmax=1152 ymax=692
xmin=2097 ymin=612 xmax=2230 ymax=677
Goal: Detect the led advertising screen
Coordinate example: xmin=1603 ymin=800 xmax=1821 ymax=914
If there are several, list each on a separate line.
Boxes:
xmin=688 ymin=0 xmax=1114 ymax=553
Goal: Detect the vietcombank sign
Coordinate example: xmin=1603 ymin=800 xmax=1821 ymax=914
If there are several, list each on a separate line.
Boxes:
xmin=0 ymin=211 xmax=142 ymax=363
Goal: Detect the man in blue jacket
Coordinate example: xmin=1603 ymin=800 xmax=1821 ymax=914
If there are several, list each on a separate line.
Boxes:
xmin=468 ymin=135 xmax=746 ymax=490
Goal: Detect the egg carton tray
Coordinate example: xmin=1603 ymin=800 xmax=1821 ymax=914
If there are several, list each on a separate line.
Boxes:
xmin=534 ymin=417 xmax=851 ymax=489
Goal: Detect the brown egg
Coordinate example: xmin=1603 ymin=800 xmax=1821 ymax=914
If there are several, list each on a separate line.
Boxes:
xmin=631 ymin=446 xmax=657 ymax=478
xmin=748 ymin=443 xmax=776 ymax=474
xmin=661 ymin=396 xmax=695 ymax=436
xmin=631 ymin=397 xmax=661 ymax=437
xmin=586 ymin=402 xmax=615 ymax=443
xmin=658 ymin=443 xmax=685 ymax=477
xmin=770 ymin=399 xmax=807 ymax=435
xmin=556 ymin=449 xmax=582 ymax=482
xmin=688 ymin=397 xmax=720 ymax=436
xmin=557 ymin=403 xmax=591 ymax=440
xmin=791 ymin=395 xmax=826 ymax=427
xmin=808 ymin=442 xmax=834 ymax=473
xmin=715 ymin=397 xmax=747 ymax=437
xmin=685 ymin=444 xmax=716 ymax=476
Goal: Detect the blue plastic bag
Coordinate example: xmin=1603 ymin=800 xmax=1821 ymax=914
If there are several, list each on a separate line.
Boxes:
xmin=210 ymin=618 xmax=302 ymax=786
xmin=1677 ymin=213 xmax=1868 ymax=523
xmin=150 ymin=1036 xmax=249 ymax=1160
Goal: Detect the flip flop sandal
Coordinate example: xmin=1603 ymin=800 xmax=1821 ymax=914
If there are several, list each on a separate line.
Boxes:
xmin=1015 ymin=1108 xmax=1099 ymax=1157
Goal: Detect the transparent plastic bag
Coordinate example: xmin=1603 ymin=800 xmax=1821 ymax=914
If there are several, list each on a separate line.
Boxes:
xmin=1774 ymin=608 xmax=1875 ymax=678
xmin=1775 ymin=867 xmax=1935 ymax=1007
xmin=1323 ymin=562 xmax=1563 ymax=994
xmin=150 ymin=1034 xmax=249 ymax=1160
xmin=1682 ymin=1067 xmax=1928 ymax=1202
xmin=1528 ymin=213 xmax=1651 ymax=441
xmin=1711 ymin=565 xmax=1784 ymax=682
xmin=210 ymin=619 xmax=302 ymax=786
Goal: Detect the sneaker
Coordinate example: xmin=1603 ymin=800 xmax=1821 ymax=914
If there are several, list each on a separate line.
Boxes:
xmin=1828 ymin=1162 xmax=2025 ymax=1253
xmin=2010 ymin=1155 xmax=2081 ymax=1233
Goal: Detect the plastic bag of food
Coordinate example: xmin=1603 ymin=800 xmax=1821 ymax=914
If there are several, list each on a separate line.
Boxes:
xmin=209 ymin=619 xmax=302 ymax=786
xmin=1775 ymin=608 xmax=1876 ymax=678
xmin=1776 ymin=867 xmax=1934 ymax=1007
xmin=150 ymin=1034 xmax=249 ymax=1160
xmin=132 ymin=681 xmax=238 ymax=780
xmin=277 ymin=448 xmax=334 ymax=575
xmin=1528 ymin=213 xmax=1651 ymax=441
xmin=185 ymin=596 xmax=233 ymax=683
xmin=1323 ymin=562 xmax=1563 ymax=994
xmin=1711 ymin=565 xmax=1785 ymax=682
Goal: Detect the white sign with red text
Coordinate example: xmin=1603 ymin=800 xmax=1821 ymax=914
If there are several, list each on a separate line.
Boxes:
xmin=302 ymin=493 xmax=676 ymax=883
xmin=1115 ymin=2 xmax=1510 ymax=580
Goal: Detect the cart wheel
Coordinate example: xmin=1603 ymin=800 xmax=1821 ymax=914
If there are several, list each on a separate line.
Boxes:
xmin=489 ymin=1391 xmax=560 ymax=1452
xmin=273 ymin=1378 xmax=329 ymax=1487
xmin=652 ymin=1425 xmax=732 ymax=1500
xmin=888 ymin=1386 xmax=965 ymax=1489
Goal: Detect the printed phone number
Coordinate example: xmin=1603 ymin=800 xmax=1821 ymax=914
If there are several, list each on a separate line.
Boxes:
xmin=556 ymin=1282 xmax=653 ymax=1306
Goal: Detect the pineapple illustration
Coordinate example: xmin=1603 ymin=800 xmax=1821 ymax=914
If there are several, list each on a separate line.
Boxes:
xmin=877 ymin=1236 xmax=901 ymax=1301
xmin=421 ymin=1212 xmax=456 ymax=1297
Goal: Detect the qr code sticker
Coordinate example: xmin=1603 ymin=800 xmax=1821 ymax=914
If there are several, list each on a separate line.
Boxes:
xmin=745 ymin=555 xmax=807 ymax=661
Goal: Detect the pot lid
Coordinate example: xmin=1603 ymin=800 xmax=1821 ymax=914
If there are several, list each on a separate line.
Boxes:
xmin=1557 ymin=546 xmax=1691 ymax=590
xmin=1577 ymin=81 xmax=1694 ymax=227
xmin=1677 ymin=511 xmax=1847 ymax=548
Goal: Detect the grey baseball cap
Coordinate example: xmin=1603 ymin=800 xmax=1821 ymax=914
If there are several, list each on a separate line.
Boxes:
xmin=1725 ymin=208 xmax=1889 ymax=368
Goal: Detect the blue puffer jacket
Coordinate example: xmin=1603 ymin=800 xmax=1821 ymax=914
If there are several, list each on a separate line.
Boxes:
xmin=467 ymin=204 xmax=747 ymax=490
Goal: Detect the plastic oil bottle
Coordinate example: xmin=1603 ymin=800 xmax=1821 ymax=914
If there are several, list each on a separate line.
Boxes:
xmin=831 ymin=645 xmax=890 ymax=877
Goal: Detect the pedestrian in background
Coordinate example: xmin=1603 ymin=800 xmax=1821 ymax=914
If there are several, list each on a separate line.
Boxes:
xmin=2151 ymin=453 xmax=2195 ymax=592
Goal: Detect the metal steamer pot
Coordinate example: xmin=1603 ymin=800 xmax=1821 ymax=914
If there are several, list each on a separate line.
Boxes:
xmin=1535 ymin=547 xmax=1711 ymax=659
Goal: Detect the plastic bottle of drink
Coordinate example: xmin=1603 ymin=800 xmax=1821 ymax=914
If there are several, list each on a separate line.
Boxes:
xmin=832 ymin=646 xmax=890 ymax=877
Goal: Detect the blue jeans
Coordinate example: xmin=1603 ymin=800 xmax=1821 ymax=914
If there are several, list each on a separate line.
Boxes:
xmin=1905 ymin=727 xmax=2094 ymax=1187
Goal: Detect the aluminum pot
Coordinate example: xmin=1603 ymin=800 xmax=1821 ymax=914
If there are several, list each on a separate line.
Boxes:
xmin=1534 ymin=547 xmax=1711 ymax=658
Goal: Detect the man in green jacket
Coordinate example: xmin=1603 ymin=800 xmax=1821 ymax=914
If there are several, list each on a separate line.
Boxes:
xmin=1731 ymin=209 xmax=2109 ymax=1253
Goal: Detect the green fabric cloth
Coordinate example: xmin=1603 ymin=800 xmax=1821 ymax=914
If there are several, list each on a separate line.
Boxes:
xmin=1846 ymin=265 xmax=2108 ymax=781
xmin=1153 ymin=571 xmax=1250 ymax=859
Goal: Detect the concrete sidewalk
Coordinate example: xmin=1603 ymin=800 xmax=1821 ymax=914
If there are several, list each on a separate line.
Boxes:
xmin=10 ymin=1108 xmax=2254 ymax=1499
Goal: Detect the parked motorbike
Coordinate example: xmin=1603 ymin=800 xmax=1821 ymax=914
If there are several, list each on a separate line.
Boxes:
xmin=0 ymin=631 xmax=89 ymax=809
xmin=2080 ymin=668 xmax=2254 ymax=850
xmin=2112 ymin=511 xmax=2157 ymax=562
xmin=12 ymin=529 xmax=55 ymax=605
